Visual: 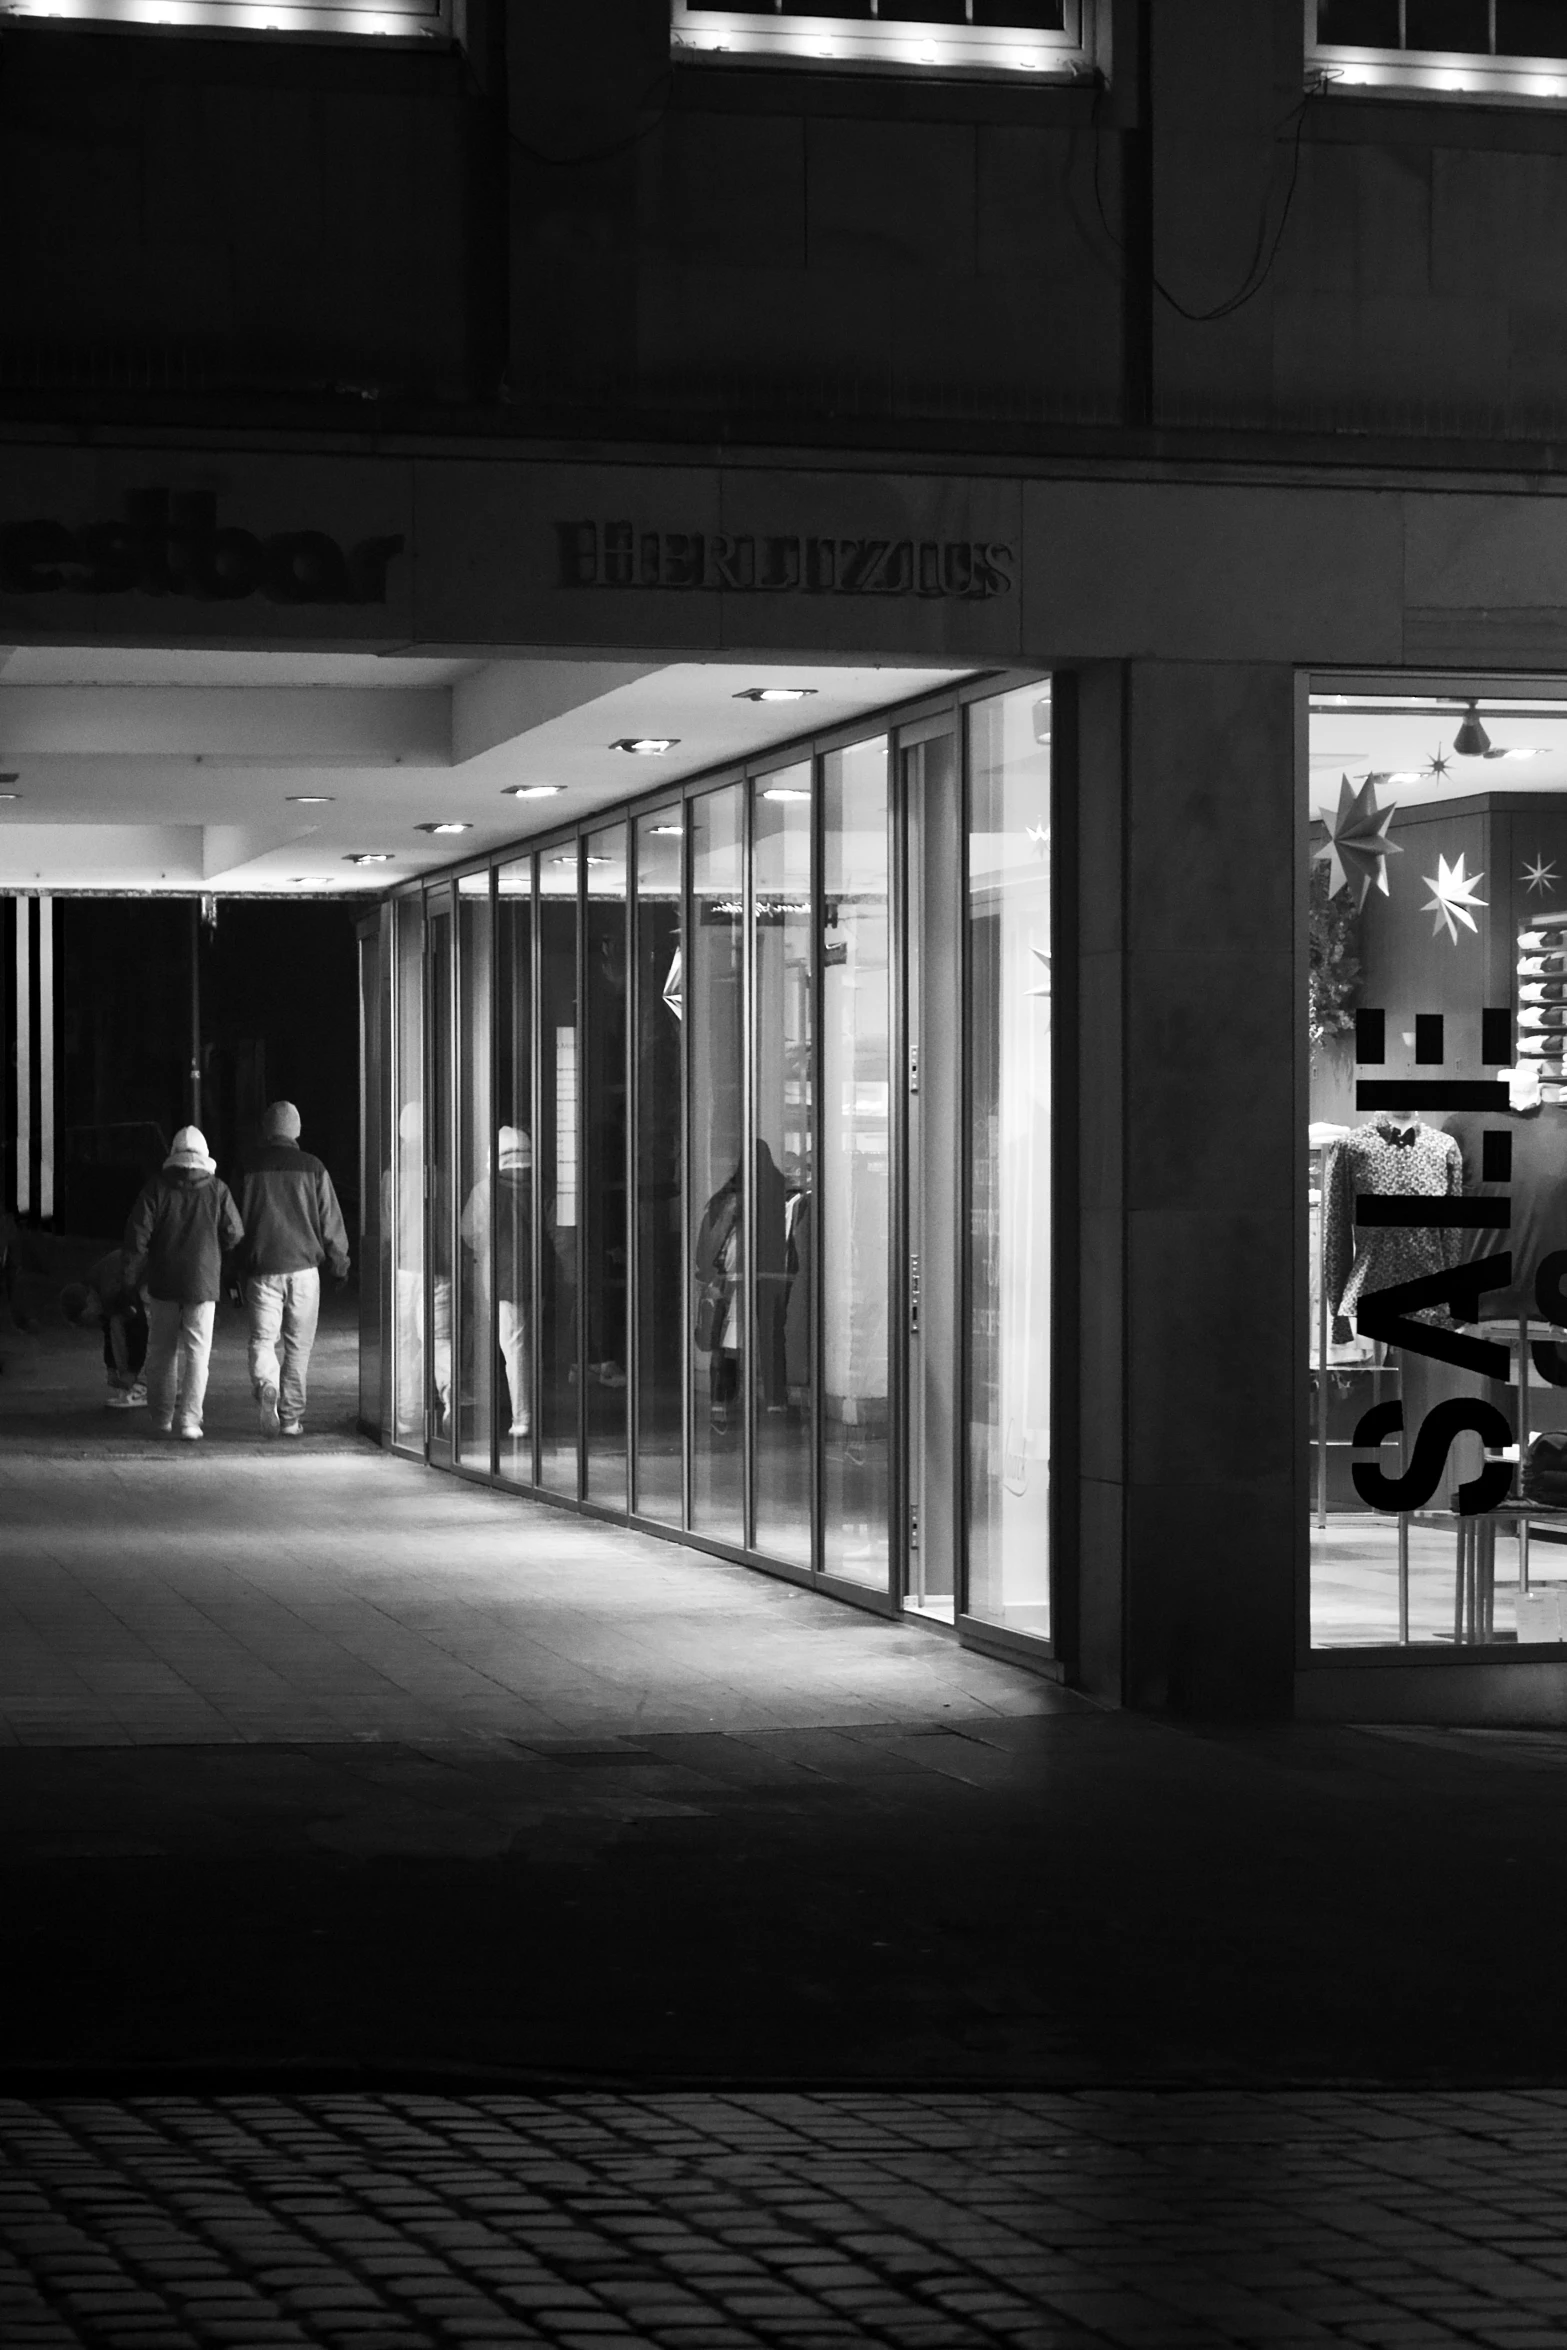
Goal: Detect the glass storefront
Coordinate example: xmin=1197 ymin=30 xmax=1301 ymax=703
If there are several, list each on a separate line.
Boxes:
xmin=1306 ymin=680 xmax=1567 ymax=1654
xmin=371 ymin=678 xmax=1055 ymax=1649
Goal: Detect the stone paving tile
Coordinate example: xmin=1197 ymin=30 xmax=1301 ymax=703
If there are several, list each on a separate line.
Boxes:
xmin=8 ymin=2093 xmax=1567 ymax=2348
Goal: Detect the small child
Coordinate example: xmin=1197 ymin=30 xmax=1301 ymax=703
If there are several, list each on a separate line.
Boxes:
xmin=61 ymin=1249 xmax=150 ymax=1409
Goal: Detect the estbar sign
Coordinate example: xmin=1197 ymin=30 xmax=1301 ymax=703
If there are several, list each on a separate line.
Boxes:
xmin=0 ymin=488 xmax=405 ymax=604
xmin=559 ymin=521 xmax=1014 ymax=599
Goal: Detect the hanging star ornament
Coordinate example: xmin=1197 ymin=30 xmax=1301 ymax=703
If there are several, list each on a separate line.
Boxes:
xmin=1026 ymin=821 xmax=1049 ymax=861
xmin=1423 ymin=744 xmax=1452 ymax=782
xmin=1314 ymin=773 xmax=1402 ymax=908
xmin=1523 ymin=851 xmax=1560 ymax=897
xmin=1027 ymin=946 xmax=1051 ymax=1000
xmin=1422 ymin=851 xmax=1488 ymax=944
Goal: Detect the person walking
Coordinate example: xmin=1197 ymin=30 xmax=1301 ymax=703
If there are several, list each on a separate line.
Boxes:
xmin=123 ymin=1126 xmax=244 ymax=1440
xmin=236 ymin=1100 xmax=350 ymax=1439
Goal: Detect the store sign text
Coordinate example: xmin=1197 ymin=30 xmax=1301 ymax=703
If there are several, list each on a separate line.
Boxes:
xmin=558 ymin=521 xmax=1014 ymax=598
xmin=0 ymin=489 xmax=405 ymax=605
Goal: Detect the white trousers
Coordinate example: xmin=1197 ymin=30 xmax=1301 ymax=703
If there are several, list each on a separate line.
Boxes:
xmin=145 ymin=1299 xmax=216 ymax=1432
xmin=247 ymin=1269 xmax=321 ymax=1429
xmin=498 ymin=1297 xmax=531 ymax=1430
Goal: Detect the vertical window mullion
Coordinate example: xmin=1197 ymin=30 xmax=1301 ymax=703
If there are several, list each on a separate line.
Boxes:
xmin=743 ymin=773 xmax=757 ymax=1553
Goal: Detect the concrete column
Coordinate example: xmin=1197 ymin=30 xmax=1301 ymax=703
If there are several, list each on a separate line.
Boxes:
xmin=1075 ymin=660 xmax=1298 ymax=1717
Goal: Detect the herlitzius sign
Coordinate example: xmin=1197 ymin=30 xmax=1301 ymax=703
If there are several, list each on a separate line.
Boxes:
xmin=557 ymin=520 xmax=1015 ymax=599
xmin=0 ymin=488 xmax=405 ymax=605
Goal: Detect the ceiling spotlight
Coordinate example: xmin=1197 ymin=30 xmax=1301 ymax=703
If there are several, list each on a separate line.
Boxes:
xmin=416 ymin=821 xmax=473 ymax=835
xmin=734 ymin=687 xmax=817 ymax=704
xmin=502 ymin=784 xmax=565 ymax=799
xmin=345 ymin=852 xmax=395 ymax=865
xmin=286 ymin=794 xmax=335 ymax=805
xmin=290 ymin=876 xmax=331 ymax=886
xmin=613 ymin=737 xmax=679 ymax=756
xmin=1453 ymin=702 xmax=1493 ymax=758
xmin=0 ymin=791 xmax=19 ymax=803
xmin=763 ymin=786 xmax=812 ymax=802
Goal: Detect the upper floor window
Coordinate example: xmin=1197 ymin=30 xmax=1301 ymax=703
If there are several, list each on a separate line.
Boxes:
xmin=0 ymin=0 xmax=448 ymax=40
xmin=671 ymin=1 xmax=1098 ymax=81
xmin=1310 ymin=1 xmax=1567 ymax=100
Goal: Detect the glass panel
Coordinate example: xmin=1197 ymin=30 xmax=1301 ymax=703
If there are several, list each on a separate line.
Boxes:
xmin=821 ymin=737 xmax=892 ymax=1588
xmin=690 ymin=784 xmax=746 ymax=1543
xmin=965 ymin=686 xmax=1052 ymax=1641
xmin=752 ymin=764 xmax=814 ymax=1568
xmin=496 ymin=859 xmax=536 ymax=1481
xmin=427 ymin=898 xmax=456 ymax=1459
xmin=539 ymin=846 xmax=581 ymax=1496
xmin=1405 ymin=1 xmax=1490 ymax=52
xmin=1498 ymin=2 xmax=1567 ymax=58
xmin=456 ymin=871 xmax=494 ymax=1474
xmin=392 ymin=897 xmax=426 ymax=1448
xmin=584 ymin=824 xmax=630 ymax=1504
xmin=1317 ymin=0 xmax=1401 ymax=42
xmin=358 ymin=913 xmax=389 ymax=1442
xmin=634 ymin=809 xmax=685 ymax=1523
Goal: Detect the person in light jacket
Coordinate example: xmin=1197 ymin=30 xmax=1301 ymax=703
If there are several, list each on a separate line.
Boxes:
xmin=122 ymin=1126 xmax=244 ymax=1440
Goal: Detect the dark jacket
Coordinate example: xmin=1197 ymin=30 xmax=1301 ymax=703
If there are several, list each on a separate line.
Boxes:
xmin=236 ymin=1140 xmax=350 ymax=1280
xmin=123 ymin=1168 xmax=244 ymax=1305
xmin=89 ymin=1248 xmax=144 ymax=1323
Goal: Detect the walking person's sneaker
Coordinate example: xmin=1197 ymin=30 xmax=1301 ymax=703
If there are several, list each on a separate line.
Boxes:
xmin=258 ymin=1382 xmax=281 ymax=1438
xmin=509 ymin=1417 xmax=531 ymax=1439
xmin=106 ymin=1388 xmax=138 ymax=1410
xmin=174 ymin=1423 xmax=202 ymax=1441
xmin=151 ymin=1420 xmax=174 ymax=1436
xmin=125 ymin=1382 xmax=148 ymax=1408
xmin=280 ymin=1422 xmax=304 ymax=1439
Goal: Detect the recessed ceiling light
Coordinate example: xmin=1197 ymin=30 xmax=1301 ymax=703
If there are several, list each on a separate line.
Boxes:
xmin=1386 ymin=772 xmax=1423 ymax=784
xmin=0 ymin=791 xmax=19 ymax=803
xmin=651 ymin=823 xmax=683 ymax=836
xmin=734 ymin=687 xmax=817 ymax=704
xmin=287 ymin=794 xmax=335 ymax=805
xmin=502 ymin=784 xmax=565 ymax=799
xmin=763 ymin=786 xmax=812 ymax=802
xmin=345 ymin=853 xmax=395 ymax=865
xmin=613 ymin=737 xmax=679 ymax=756
xmin=416 ymin=821 xmax=473 ymax=835
xmin=1488 ymin=747 xmax=1547 ymax=761
xmin=290 ymin=876 xmax=331 ymax=886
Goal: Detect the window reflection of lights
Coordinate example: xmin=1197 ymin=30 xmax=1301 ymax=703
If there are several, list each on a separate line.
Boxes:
xmin=763 ymin=786 xmax=812 ymax=802
xmin=651 ymin=824 xmax=684 ymax=836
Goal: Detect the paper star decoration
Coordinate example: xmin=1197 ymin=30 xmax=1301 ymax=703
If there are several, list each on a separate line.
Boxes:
xmin=1026 ymin=821 xmax=1049 ymax=860
xmin=1314 ymin=773 xmax=1402 ymax=909
xmin=1424 ymin=744 xmax=1452 ymax=782
xmin=1422 ymin=852 xmax=1488 ymax=944
xmin=1027 ymin=946 xmax=1051 ymax=1000
xmin=1523 ymin=852 xmax=1560 ymax=896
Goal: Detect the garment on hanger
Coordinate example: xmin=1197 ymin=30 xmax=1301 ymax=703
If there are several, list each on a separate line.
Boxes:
xmin=1519 ymin=980 xmax=1567 ymax=1004
xmin=1323 ymin=1121 xmax=1463 ymax=1346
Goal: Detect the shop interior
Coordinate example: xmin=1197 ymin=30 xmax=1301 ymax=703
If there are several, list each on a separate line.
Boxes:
xmin=1309 ymin=679 xmax=1567 ymax=1651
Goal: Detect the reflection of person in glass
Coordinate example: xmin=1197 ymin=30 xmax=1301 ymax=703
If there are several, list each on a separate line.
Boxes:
xmin=697 ymin=1144 xmax=790 ymax=1431
xmin=461 ymin=1125 xmax=534 ymax=1441
xmin=392 ymin=1100 xmax=451 ymax=1440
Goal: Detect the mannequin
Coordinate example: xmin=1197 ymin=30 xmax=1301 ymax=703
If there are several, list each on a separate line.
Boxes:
xmin=1323 ymin=1112 xmax=1463 ymax=1347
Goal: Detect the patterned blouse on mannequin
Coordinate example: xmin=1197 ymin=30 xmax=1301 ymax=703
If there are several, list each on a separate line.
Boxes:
xmin=1323 ymin=1120 xmax=1463 ymax=1346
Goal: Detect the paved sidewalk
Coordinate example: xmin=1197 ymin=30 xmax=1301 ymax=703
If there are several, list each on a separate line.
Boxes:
xmin=6 ymin=2088 xmax=1567 ymax=2350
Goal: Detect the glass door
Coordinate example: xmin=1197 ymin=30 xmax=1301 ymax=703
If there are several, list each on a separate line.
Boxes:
xmin=900 ymin=726 xmax=962 ymax=1622
xmin=425 ymin=885 xmax=456 ymax=1467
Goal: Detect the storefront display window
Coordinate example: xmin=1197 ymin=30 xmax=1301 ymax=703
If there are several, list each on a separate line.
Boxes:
xmin=376 ymin=676 xmax=1055 ymax=1657
xmin=538 ymin=846 xmax=580 ymax=1497
xmin=1307 ymin=681 xmax=1567 ymax=1654
xmin=495 ymin=858 xmax=535 ymax=1485
xmin=689 ymin=785 xmax=747 ymax=1545
xmin=584 ymin=824 xmax=630 ymax=1505
xmin=752 ymin=763 xmax=814 ymax=1569
xmin=456 ymin=871 xmax=494 ymax=1476
xmin=966 ymin=685 xmax=1053 ymax=1639
xmin=634 ymin=810 xmax=685 ymax=1524
xmin=821 ymin=737 xmax=892 ymax=1589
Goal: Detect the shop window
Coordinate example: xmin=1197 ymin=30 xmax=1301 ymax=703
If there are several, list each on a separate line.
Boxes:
xmin=821 ymin=736 xmax=893 ymax=1588
xmin=538 ymin=846 xmax=580 ymax=1499
xmin=391 ymin=896 xmax=427 ymax=1451
xmin=1310 ymin=2 xmax=1567 ymax=100
xmin=0 ymin=0 xmax=450 ymax=43
xmin=965 ymin=685 xmax=1052 ymax=1641
xmin=583 ymin=824 xmax=630 ymax=1508
xmin=633 ymin=810 xmax=685 ymax=1526
xmin=751 ymin=763 xmax=814 ymax=1569
xmin=455 ymin=871 xmax=494 ymax=1478
xmin=671 ymin=1 xmax=1098 ymax=80
xmin=689 ymin=784 xmax=747 ymax=1545
xmin=495 ymin=857 xmax=536 ymax=1487
xmin=1307 ymin=682 xmax=1567 ymax=1653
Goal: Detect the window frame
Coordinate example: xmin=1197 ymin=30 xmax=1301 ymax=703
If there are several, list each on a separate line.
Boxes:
xmin=1307 ymin=1 xmax=1567 ymax=107
xmin=670 ymin=1 xmax=1100 ymax=84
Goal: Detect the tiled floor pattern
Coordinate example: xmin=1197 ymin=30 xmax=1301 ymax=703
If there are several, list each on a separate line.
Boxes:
xmin=5 ymin=2090 xmax=1567 ymax=2350
xmin=0 ymin=1453 xmax=1056 ymax=1747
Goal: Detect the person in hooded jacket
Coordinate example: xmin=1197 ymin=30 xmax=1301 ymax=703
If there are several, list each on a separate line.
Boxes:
xmin=235 ymin=1099 xmax=350 ymax=1439
xmin=123 ymin=1125 xmax=244 ymax=1440
xmin=460 ymin=1125 xmax=534 ymax=1442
